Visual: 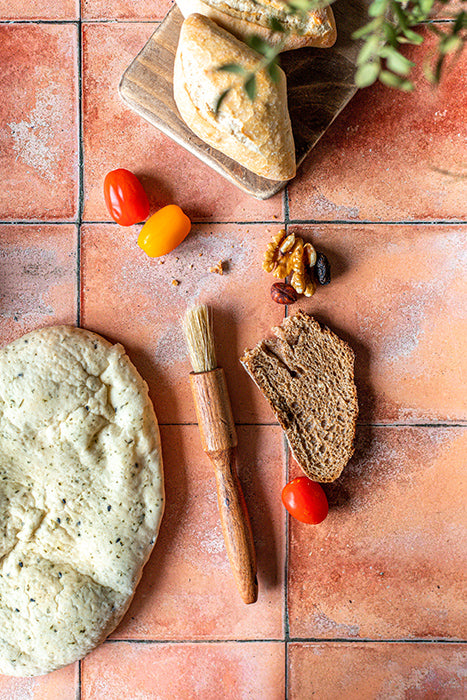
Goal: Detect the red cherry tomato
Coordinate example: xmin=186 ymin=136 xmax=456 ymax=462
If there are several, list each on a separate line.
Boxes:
xmin=104 ymin=169 xmax=150 ymax=226
xmin=281 ymin=476 xmax=329 ymax=524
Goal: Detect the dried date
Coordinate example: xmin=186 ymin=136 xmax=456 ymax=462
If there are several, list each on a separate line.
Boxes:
xmin=270 ymin=282 xmax=298 ymax=305
xmin=315 ymin=253 xmax=331 ymax=285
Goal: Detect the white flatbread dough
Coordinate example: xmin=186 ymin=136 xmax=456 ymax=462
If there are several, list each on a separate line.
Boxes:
xmin=0 ymin=326 xmax=164 ymax=676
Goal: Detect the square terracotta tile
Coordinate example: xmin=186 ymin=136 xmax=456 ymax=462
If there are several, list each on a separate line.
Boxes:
xmin=80 ymin=222 xmax=285 ymax=424
xmin=433 ymin=2 xmax=465 ymax=18
xmin=288 ymin=30 xmax=467 ymax=222
xmin=81 ymin=23 xmax=283 ymax=223
xmin=288 ymin=224 xmax=467 ymax=423
xmin=82 ymin=641 xmax=285 ymax=699
xmin=0 ymin=0 xmax=78 ymax=19
xmin=0 ymin=663 xmax=78 ymax=699
xmin=82 ymin=0 xmax=171 ymax=20
xmin=288 ymin=426 xmax=467 ymax=640
xmin=288 ymin=642 xmax=467 ymax=700
xmin=0 ymin=225 xmax=78 ymax=344
xmin=111 ymin=424 xmax=285 ymax=640
xmin=0 ymin=25 xmax=79 ymax=221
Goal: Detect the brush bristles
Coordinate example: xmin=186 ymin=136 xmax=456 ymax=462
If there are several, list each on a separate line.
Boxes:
xmin=182 ymin=304 xmax=217 ymax=373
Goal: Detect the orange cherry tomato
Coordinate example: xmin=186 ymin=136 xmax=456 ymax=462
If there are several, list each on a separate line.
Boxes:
xmin=281 ymin=476 xmax=329 ymax=524
xmin=137 ymin=204 xmax=191 ymax=257
xmin=104 ymin=169 xmax=149 ymax=226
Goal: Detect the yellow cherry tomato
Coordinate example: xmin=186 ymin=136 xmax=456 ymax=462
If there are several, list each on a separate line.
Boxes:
xmin=137 ymin=204 xmax=191 ymax=257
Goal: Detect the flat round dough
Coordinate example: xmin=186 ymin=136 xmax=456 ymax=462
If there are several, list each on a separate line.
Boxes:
xmin=0 ymin=326 xmax=164 ymax=676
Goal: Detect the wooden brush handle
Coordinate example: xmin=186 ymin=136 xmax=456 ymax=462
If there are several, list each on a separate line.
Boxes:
xmin=210 ymin=447 xmax=258 ymax=604
xmin=190 ymin=369 xmax=258 ymax=605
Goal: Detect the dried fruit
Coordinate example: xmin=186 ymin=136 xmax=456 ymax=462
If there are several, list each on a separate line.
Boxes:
xmin=270 ymin=282 xmax=298 ymax=305
xmin=315 ymin=252 xmax=331 ymax=285
xmin=263 ymin=231 xmax=330 ymax=297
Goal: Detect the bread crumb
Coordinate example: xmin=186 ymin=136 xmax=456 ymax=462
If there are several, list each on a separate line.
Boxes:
xmin=209 ymin=261 xmax=224 ymax=275
xmin=159 ymin=260 xmax=165 ymax=265
xmin=171 ymin=279 xmax=180 ymax=286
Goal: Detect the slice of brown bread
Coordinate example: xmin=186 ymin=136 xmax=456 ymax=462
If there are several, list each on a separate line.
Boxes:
xmin=240 ymin=311 xmax=358 ymax=482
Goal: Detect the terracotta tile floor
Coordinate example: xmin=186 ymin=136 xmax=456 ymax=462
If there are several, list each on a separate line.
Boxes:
xmin=0 ymin=1 xmax=466 ymax=698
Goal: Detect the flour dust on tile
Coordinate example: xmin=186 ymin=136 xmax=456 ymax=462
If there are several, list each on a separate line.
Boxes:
xmin=8 ymin=79 xmax=65 ymax=181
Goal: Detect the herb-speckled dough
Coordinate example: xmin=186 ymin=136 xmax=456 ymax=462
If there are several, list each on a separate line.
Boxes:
xmin=0 ymin=326 xmax=164 ymax=676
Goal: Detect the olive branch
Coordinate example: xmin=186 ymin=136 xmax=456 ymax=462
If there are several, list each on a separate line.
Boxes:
xmin=353 ymin=0 xmax=466 ymax=90
xmin=215 ymin=0 xmax=466 ymax=111
xmin=215 ymin=33 xmax=286 ymax=113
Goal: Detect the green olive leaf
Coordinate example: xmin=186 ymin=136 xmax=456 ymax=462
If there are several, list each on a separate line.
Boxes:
xmin=441 ymin=34 xmax=463 ymax=54
xmin=215 ymin=0 xmax=466 ymax=97
xmin=267 ymin=60 xmax=281 ymax=83
xmin=217 ymin=63 xmax=246 ymax=75
xmin=269 ymin=16 xmax=286 ymax=33
xmin=214 ymin=88 xmax=231 ymax=115
xmin=368 ymin=0 xmax=388 ymax=18
xmin=248 ymin=35 xmax=274 ymax=57
xmin=385 ymin=47 xmax=414 ymax=75
xmin=356 ymin=35 xmax=380 ymax=66
xmin=244 ymin=73 xmax=257 ymax=101
xmin=355 ymin=61 xmax=380 ymax=88
xmin=352 ymin=18 xmax=381 ymax=40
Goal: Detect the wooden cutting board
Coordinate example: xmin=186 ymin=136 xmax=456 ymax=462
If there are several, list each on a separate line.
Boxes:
xmin=119 ymin=1 xmax=369 ymax=200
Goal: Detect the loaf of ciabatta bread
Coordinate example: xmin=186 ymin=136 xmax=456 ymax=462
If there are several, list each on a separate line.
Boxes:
xmin=173 ymin=14 xmax=296 ymax=181
xmin=175 ymin=0 xmax=337 ymax=50
xmin=240 ymin=311 xmax=358 ymax=482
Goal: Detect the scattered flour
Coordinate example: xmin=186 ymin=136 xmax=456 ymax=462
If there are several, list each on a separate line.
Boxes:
xmin=8 ymin=85 xmax=64 ymax=180
xmin=0 ymin=676 xmax=39 ymax=700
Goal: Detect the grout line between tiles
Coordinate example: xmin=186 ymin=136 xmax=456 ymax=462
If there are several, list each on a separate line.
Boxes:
xmin=0 ymin=19 xmax=79 ymax=24
xmin=104 ymin=637 xmax=467 ymax=644
xmin=76 ymin=9 xmax=84 ymax=328
xmin=82 ymin=19 xmax=162 ymax=24
xmin=0 ymin=17 xmax=455 ymax=25
xmin=0 ymin=221 xmax=79 ymax=225
xmin=287 ymin=219 xmax=467 ymax=226
xmin=76 ymin=11 xmax=83 ymax=700
xmin=284 ymin=186 xmax=290 ymax=224
xmin=77 ymin=659 xmax=81 ymax=700
xmin=421 ymin=19 xmax=460 ymax=24
xmin=288 ymin=638 xmax=467 ymax=644
xmin=284 ymin=430 xmax=291 ymax=699
xmin=0 ymin=219 xmax=465 ymax=226
xmin=282 ymin=192 xmax=290 ymax=697
xmin=0 ymin=19 xmax=161 ymax=24
xmin=106 ymin=638 xmax=285 ymax=644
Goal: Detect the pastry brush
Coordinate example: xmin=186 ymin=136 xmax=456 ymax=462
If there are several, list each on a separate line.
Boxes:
xmin=182 ymin=304 xmax=258 ymax=605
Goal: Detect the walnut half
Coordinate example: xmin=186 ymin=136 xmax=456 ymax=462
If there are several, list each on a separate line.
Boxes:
xmin=262 ymin=230 xmax=317 ymax=298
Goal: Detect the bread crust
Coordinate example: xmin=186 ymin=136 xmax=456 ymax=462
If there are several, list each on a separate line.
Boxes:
xmin=175 ymin=0 xmax=337 ymax=50
xmin=173 ymin=14 xmax=296 ymax=181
